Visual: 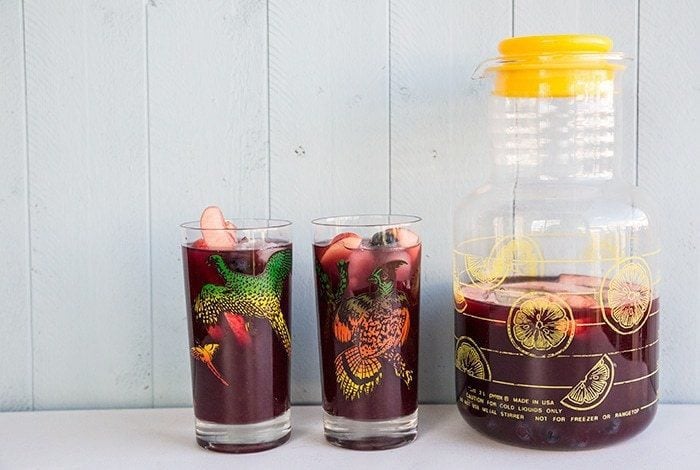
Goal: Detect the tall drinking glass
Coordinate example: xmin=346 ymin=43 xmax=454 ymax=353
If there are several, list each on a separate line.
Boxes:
xmin=312 ymin=215 xmax=421 ymax=450
xmin=181 ymin=218 xmax=292 ymax=452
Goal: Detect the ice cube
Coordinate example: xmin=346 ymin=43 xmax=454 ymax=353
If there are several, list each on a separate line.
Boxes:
xmin=503 ymin=280 xmax=585 ymax=293
xmin=396 ymin=228 xmax=419 ymax=248
xmin=255 ymin=241 xmax=288 ymax=266
xmin=493 ymin=280 xmax=590 ymax=306
xmin=460 ymin=283 xmax=497 ymax=304
xmin=234 ymin=237 xmax=264 ymax=250
xmin=557 ymin=274 xmax=607 ymax=289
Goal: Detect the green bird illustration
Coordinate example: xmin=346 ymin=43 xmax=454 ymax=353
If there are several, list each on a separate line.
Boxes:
xmin=194 ymin=249 xmax=292 ymax=354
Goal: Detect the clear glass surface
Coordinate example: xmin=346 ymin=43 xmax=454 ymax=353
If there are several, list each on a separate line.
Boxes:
xmin=181 ymin=219 xmax=293 ymax=452
xmin=454 ymin=60 xmax=660 ymax=450
xmin=312 ymin=215 xmax=421 ymax=450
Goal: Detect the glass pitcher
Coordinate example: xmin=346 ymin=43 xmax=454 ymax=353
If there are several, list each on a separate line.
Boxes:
xmin=453 ymin=35 xmax=660 ymax=450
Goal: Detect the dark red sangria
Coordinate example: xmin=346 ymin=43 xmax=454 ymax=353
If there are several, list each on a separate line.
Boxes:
xmin=313 ymin=215 xmax=421 ymax=450
xmin=454 ymin=274 xmax=659 ymax=450
xmin=181 ymin=207 xmax=292 ymax=453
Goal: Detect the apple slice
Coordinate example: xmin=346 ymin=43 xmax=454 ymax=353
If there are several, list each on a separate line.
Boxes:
xmin=200 ymin=206 xmax=237 ymax=250
xmin=224 ymin=312 xmax=251 ymax=347
xmin=320 ymin=232 xmax=362 ymax=275
xmin=206 ymin=324 xmax=224 ymax=341
xmin=504 ymin=280 xmax=588 ymax=294
xmin=192 ymin=238 xmax=209 ymax=249
xmin=376 ymin=249 xmax=413 ymax=283
xmin=562 ymin=294 xmax=598 ymax=309
xmin=347 ymin=247 xmax=378 ymax=292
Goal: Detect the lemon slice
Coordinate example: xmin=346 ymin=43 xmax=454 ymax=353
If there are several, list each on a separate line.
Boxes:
xmin=507 ymin=292 xmax=575 ymax=358
xmin=464 ymin=237 xmax=543 ymax=289
xmin=455 ymin=336 xmax=491 ymax=380
xmin=453 ymin=274 xmax=468 ymax=313
xmin=561 ymin=354 xmax=615 ymax=411
xmin=600 ymin=257 xmax=653 ymax=334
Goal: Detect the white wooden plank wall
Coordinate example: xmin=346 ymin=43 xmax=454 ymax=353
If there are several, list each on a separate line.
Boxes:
xmin=1 ymin=0 xmax=698 ymax=410
xmin=638 ymin=0 xmax=700 ymax=403
xmin=0 ymin=0 xmax=31 ymax=411
xmin=22 ymin=0 xmax=151 ymax=409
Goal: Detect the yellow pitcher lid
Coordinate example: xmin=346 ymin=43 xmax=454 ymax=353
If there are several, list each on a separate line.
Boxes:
xmin=488 ymin=34 xmax=623 ymax=98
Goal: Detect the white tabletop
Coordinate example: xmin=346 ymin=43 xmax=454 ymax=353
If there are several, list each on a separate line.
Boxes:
xmin=1 ymin=404 xmax=698 ymax=469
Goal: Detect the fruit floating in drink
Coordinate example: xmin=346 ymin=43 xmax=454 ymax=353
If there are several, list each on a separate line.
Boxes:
xmin=313 ymin=215 xmax=421 ymax=450
xmin=454 ymin=271 xmax=659 ymax=449
xmin=181 ymin=207 xmax=292 ymax=452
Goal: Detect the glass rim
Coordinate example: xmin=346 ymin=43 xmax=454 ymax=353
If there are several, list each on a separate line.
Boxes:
xmin=180 ymin=218 xmax=292 ymax=231
xmin=311 ymin=213 xmax=421 ymax=228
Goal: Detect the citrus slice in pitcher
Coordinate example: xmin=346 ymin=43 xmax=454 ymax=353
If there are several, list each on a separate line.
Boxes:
xmin=561 ymin=354 xmax=615 ymax=411
xmin=455 ymin=336 xmax=491 ymax=380
xmin=453 ymin=274 xmax=468 ymax=313
xmin=600 ymin=257 xmax=653 ymax=334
